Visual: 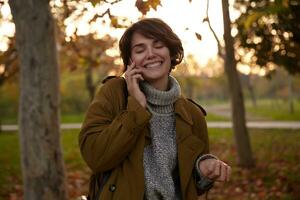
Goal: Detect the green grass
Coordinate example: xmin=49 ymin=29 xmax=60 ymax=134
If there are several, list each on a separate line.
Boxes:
xmin=0 ymin=130 xmax=86 ymax=200
xmin=2 ymin=112 xmax=227 ymax=124
xmin=208 ymin=128 xmax=300 ymax=200
xmin=2 ymin=99 xmax=299 ymax=124
xmin=1 ymin=128 xmax=300 ymax=199
xmin=206 ymin=113 xmax=230 ymax=121
xmin=245 ymin=99 xmax=300 ymax=121
xmin=1 ymin=113 xmax=86 ymax=124
xmin=0 ymin=133 xmax=22 ymax=197
xmin=61 ymin=113 xmax=85 ymax=123
xmin=61 ymin=130 xmax=86 ymax=170
xmin=200 ymin=98 xmax=300 ymax=121
xmin=0 ymin=117 xmax=17 ymax=124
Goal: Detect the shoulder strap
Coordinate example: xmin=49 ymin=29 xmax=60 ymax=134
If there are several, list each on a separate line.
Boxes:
xmin=101 ymin=75 xmax=117 ymax=84
xmin=187 ymin=98 xmax=207 ymax=116
xmin=102 ymin=75 xmax=128 ymax=106
xmin=122 ymin=78 xmax=128 ymax=106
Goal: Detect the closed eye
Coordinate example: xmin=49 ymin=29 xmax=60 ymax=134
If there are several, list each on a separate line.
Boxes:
xmin=133 ymin=45 xmax=145 ymax=54
xmin=153 ymin=40 xmax=165 ymax=48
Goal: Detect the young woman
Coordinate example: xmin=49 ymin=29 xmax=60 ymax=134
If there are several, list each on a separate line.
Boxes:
xmin=79 ymin=18 xmax=231 ymax=200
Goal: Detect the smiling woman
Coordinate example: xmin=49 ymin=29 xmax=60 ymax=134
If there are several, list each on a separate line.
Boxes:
xmin=130 ymin=32 xmax=172 ymax=91
xmin=119 ymin=18 xmax=183 ymax=91
xmin=79 ymin=18 xmax=231 ymax=200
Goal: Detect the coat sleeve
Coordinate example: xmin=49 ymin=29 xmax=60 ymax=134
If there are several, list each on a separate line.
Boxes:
xmin=188 ymin=100 xmax=215 ymax=195
xmin=79 ymin=79 xmax=151 ymax=173
xmin=188 ymin=99 xmax=210 ymax=155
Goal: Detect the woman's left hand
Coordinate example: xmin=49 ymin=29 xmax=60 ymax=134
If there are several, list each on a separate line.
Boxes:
xmin=199 ymin=159 xmax=231 ymax=182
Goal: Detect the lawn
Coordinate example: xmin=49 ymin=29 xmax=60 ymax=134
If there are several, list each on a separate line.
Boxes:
xmin=208 ymin=128 xmax=300 ymax=200
xmin=205 ymin=113 xmax=229 ymax=121
xmin=2 ymin=99 xmax=299 ymax=124
xmin=202 ymin=99 xmax=300 ymax=121
xmin=245 ymin=99 xmax=300 ymax=121
xmin=1 ymin=113 xmax=86 ymax=125
xmin=0 ymin=129 xmax=299 ymax=200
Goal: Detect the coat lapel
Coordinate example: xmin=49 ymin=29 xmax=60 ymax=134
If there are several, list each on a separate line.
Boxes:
xmin=175 ymin=97 xmax=206 ymax=199
xmin=174 ymin=97 xmax=193 ymax=143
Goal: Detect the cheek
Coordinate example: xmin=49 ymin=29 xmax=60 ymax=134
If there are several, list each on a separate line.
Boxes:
xmin=131 ymin=54 xmax=144 ymax=66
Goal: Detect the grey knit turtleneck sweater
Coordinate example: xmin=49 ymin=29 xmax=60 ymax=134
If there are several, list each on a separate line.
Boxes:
xmin=140 ymin=76 xmax=181 ymax=200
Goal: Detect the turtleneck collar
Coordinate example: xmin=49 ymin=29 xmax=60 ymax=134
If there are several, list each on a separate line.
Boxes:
xmin=140 ymin=76 xmax=181 ymax=115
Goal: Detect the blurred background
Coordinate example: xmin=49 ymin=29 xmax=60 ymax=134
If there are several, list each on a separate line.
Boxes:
xmin=0 ymin=0 xmax=299 ymax=199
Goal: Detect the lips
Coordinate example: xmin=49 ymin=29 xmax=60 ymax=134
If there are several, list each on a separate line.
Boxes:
xmin=144 ymin=61 xmax=163 ymax=68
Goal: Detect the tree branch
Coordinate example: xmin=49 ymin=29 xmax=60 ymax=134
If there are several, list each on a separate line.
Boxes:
xmin=204 ymin=0 xmax=225 ymax=60
xmin=103 ymin=0 xmax=122 ymax=5
xmin=89 ymin=8 xmax=111 ymax=23
xmin=69 ymin=34 xmax=101 ymax=67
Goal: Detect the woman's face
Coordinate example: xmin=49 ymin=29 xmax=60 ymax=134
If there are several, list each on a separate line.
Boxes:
xmin=130 ymin=32 xmax=171 ymax=88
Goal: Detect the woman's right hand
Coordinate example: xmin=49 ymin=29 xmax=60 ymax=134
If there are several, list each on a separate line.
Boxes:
xmin=124 ymin=62 xmax=147 ymax=108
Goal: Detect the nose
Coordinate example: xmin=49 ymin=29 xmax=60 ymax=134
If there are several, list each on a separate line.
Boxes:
xmin=146 ymin=47 xmax=156 ymax=60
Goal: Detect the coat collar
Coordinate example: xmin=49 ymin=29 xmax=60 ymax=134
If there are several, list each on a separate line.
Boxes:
xmin=174 ymin=95 xmax=193 ymax=126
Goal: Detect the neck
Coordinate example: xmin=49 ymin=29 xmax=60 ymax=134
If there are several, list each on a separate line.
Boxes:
xmin=147 ymin=76 xmax=169 ymax=91
xmin=140 ymin=76 xmax=181 ymax=115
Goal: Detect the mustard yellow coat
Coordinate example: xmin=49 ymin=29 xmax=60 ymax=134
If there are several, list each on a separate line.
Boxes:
xmin=79 ymin=77 xmax=210 ymax=200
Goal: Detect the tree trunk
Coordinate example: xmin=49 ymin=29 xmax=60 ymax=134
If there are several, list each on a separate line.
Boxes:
xmin=186 ymin=78 xmax=195 ymax=99
xmin=8 ymin=0 xmax=68 ymax=199
xmin=245 ymin=74 xmax=256 ymax=107
xmin=85 ymin=65 xmax=95 ymax=101
xmin=288 ymin=74 xmax=294 ymax=114
xmin=222 ymin=0 xmax=255 ymax=168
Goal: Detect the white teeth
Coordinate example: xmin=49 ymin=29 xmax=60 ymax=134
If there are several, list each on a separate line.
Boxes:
xmin=145 ymin=62 xmax=162 ymax=68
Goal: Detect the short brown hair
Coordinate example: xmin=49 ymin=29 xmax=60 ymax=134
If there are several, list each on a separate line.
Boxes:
xmin=119 ymin=18 xmax=184 ymax=71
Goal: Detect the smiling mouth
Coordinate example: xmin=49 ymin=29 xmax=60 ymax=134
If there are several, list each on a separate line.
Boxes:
xmin=144 ymin=61 xmax=163 ymax=68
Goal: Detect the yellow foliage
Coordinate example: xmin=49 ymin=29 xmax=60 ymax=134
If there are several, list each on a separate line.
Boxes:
xmin=135 ymin=0 xmax=161 ymax=15
xmin=244 ymin=12 xmax=264 ymax=30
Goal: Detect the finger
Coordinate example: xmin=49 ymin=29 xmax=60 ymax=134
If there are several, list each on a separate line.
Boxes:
xmin=127 ymin=61 xmax=135 ymax=71
xmin=219 ymin=163 xmax=227 ymax=182
xmin=203 ymin=159 xmax=216 ymax=177
xmin=125 ymin=67 xmax=137 ymax=84
xmin=126 ymin=68 xmax=143 ymax=78
xmin=125 ymin=62 xmax=135 ymax=77
xmin=132 ymin=74 xmax=144 ymax=82
xmin=202 ymin=160 xmax=216 ymax=179
xmin=209 ymin=161 xmax=221 ymax=180
xmin=125 ymin=69 xmax=141 ymax=82
xmin=226 ymin=165 xmax=231 ymax=182
xmin=217 ymin=161 xmax=222 ymax=179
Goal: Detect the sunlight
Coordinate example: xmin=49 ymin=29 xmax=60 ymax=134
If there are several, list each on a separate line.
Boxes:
xmin=0 ymin=64 xmax=5 ymax=74
xmin=237 ymin=64 xmax=251 ymax=75
xmin=0 ymin=0 xmax=260 ymax=76
xmin=0 ymin=2 xmax=14 ymax=52
xmin=62 ymin=0 xmax=233 ymax=67
xmin=107 ymin=0 xmax=242 ymax=70
xmin=127 ymin=0 xmax=227 ymax=65
xmin=0 ymin=2 xmax=11 ymax=19
xmin=105 ymin=48 xmax=119 ymax=57
xmin=237 ymin=63 xmax=271 ymax=77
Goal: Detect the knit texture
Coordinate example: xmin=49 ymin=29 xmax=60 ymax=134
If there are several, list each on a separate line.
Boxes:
xmin=141 ymin=76 xmax=181 ymax=200
xmin=140 ymin=76 xmax=181 ymax=116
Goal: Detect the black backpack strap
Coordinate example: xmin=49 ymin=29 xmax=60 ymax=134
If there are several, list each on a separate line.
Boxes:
xmin=88 ymin=171 xmax=112 ymax=200
xmin=102 ymin=76 xmax=128 ymax=106
xmin=101 ymin=75 xmax=117 ymax=84
xmin=87 ymin=76 xmax=128 ymax=200
xmin=187 ymin=98 xmax=207 ymax=116
xmin=122 ymin=77 xmax=128 ymax=106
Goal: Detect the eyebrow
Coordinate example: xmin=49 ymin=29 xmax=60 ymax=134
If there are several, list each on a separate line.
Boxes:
xmin=132 ymin=40 xmax=163 ymax=49
xmin=132 ymin=43 xmax=145 ymax=49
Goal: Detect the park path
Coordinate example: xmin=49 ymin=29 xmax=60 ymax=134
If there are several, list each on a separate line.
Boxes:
xmin=206 ymin=104 xmax=266 ymax=121
xmin=1 ymin=121 xmax=300 ymax=131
